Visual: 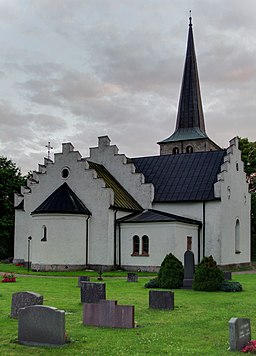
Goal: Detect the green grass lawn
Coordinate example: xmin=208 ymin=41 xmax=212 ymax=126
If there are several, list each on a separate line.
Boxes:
xmin=0 ymin=273 xmax=255 ymax=355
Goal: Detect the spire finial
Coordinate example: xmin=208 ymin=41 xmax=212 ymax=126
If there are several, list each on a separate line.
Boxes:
xmin=189 ymin=10 xmax=192 ymax=27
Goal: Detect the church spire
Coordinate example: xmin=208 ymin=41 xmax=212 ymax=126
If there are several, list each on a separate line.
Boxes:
xmin=175 ymin=13 xmax=205 ymax=132
xmin=158 ymin=15 xmax=220 ymax=155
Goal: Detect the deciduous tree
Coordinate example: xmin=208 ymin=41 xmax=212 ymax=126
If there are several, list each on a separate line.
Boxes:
xmin=0 ymin=157 xmax=25 ymax=259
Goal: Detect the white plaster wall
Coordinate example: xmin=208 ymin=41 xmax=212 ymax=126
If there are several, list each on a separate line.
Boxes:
xmin=16 ymin=142 xmax=116 ymax=267
xmin=120 ymin=222 xmax=199 ymax=267
xmin=31 ymin=215 xmax=87 ymax=265
xmin=216 ymin=138 xmax=251 ymax=265
xmin=13 ymin=210 xmax=28 ymax=261
xmin=88 ymin=136 xmax=154 ymax=209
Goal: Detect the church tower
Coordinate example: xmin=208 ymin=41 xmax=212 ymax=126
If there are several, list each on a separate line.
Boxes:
xmin=158 ymin=16 xmax=220 ymax=155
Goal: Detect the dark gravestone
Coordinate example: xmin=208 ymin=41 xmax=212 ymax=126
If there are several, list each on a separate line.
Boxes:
xmin=149 ymin=290 xmax=174 ymax=310
xmin=183 ymin=250 xmax=195 ymax=289
xmin=78 ymin=276 xmax=90 ymax=287
xmin=229 ymin=317 xmax=251 ymax=351
xmin=224 ymin=271 xmax=232 ymax=280
xmin=80 ymin=282 xmax=106 ymax=303
xmin=11 ymin=291 xmax=43 ymax=319
xmin=18 ymin=305 xmax=66 ymax=346
xmin=127 ymin=273 xmax=138 ymax=282
xmin=83 ymin=300 xmax=135 ymax=328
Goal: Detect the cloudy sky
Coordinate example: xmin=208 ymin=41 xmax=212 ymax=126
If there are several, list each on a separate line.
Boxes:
xmin=0 ymin=0 xmax=256 ymax=174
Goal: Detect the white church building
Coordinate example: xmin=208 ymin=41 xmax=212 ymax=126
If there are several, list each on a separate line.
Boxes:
xmin=13 ymin=18 xmax=250 ymax=271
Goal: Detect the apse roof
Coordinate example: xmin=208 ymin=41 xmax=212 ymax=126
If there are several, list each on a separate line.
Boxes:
xmin=131 ymin=150 xmax=226 ymax=202
xmin=31 ymin=182 xmax=91 ymax=215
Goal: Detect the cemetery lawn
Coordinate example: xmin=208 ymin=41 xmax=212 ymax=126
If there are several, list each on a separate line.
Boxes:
xmin=0 ymin=274 xmax=255 ymax=355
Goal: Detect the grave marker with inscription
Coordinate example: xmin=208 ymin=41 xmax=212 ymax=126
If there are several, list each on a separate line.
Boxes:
xmin=11 ymin=291 xmax=43 ymax=319
xmin=80 ymin=282 xmax=106 ymax=303
xmin=229 ymin=317 xmax=251 ymax=351
xmin=18 ymin=305 xmax=66 ymax=346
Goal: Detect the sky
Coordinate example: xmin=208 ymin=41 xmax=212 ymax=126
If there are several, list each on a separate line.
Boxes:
xmin=0 ymin=0 xmax=256 ymax=174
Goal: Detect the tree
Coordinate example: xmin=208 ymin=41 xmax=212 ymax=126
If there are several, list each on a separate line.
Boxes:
xmin=239 ymin=138 xmax=256 ymax=260
xmin=0 ymin=156 xmax=25 ymax=259
xmin=239 ymin=137 xmax=256 ymax=192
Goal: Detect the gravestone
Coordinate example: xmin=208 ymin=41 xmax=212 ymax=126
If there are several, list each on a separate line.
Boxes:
xmin=149 ymin=290 xmax=174 ymax=310
xmin=80 ymin=282 xmax=106 ymax=303
xmin=229 ymin=317 xmax=251 ymax=351
xmin=78 ymin=276 xmax=90 ymax=287
xmin=127 ymin=273 xmax=138 ymax=282
xmin=183 ymin=250 xmax=195 ymax=289
xmin=11 ymin=291 xmax=43 ymax=319
xmin=18 ymin=305 xmax=66 ymax=346
xmin=83 ymin=300 xmax=135 ymax=328
xmin=224 ymin=271 xmax=232 ymax=280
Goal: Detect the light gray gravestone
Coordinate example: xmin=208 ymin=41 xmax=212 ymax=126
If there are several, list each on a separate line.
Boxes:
xmin=11 ymin=291 xmax=43 ymax=319
xmin=229 ymin=317 xmax=251 ymax=351
xmin=78 ymin=276 xmax=90 ymax=287
xmin=127 ymin=273 xmax=138 ymax=282
xmin=83 ymin=300 xmax=135 ymax=328
xmin=183 ymin=250 xmax=195 ymax=289
xmin=18 ymin=305 xmax=66 ymax=346
xmin=149 ymin=290 xmax=174 ymax=310
xmin=80 ymin=281 xmax=106 ymax=303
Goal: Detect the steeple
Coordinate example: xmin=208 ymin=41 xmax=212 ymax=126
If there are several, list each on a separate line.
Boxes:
xmin=158 ymin=15 xmax=220 ymax=155
xmin=175 ymin=14 xmax=205 ymax=132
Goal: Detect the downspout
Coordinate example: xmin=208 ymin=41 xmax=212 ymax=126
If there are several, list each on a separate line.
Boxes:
xmin=118 ymin=222 xmax=121 ymax=268
xmin=86 ymin=216 xmax=90 ymax=266
xmin=203 ymin=202 xmax=206 ymax=257
xmin=114 ymin=209 xmax=117 ymax=267
xmin=197 ymin=225 xmax=201 ymax=263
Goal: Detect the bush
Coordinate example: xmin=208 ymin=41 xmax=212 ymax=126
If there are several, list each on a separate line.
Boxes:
xmin=220 ymin=281 xmax=243 ymax=292
xmin=157 ymin=253 xmax=184 ymax=289
xmin=193 ymin=255 xmax=224 ymax=291
xmin=144 ymin=278 xmax=159 ymax=288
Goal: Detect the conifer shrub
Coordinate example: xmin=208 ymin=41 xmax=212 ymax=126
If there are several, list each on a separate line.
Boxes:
xmin=193 ymin=255 xmax=224 ymax=291
xmin=144 ymin=278 xmax=159 ymax=288
xmin=220 ymin=281 xmax=243 ymax=292
xmin=144 ymin=253 xmax=184 ymax=289
xmin=157 ymin=253 xmax=184 ymax=289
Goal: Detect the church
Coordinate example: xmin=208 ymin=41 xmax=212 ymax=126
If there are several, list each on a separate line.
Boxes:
xmin=13 ymin=18 xmax=250 ymax=271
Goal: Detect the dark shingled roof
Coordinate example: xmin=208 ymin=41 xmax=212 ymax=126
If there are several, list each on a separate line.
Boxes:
xmin=131 ymin=150 xmax=226 ymax=202
xmin=31 ymin=182 xmax=91 ymax=215
xmin=88 ymin=161 xmax=142 ymax=211
xmin=117 ymin=209 xmax=201 ymax=226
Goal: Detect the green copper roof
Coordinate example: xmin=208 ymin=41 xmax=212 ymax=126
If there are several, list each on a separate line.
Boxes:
xmin=88 ymin=161 xmax=142 ymax=212
xmin=160 ymin=127 xmax=208 ymax=143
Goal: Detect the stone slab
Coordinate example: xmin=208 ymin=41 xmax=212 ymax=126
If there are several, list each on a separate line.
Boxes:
xmin=149 ymin=290 xmax=174 ymax=310
xmin=127 ymin=273 xmax=138 ymax=282
xmin=18 ymin=305 xmax=66 ymax=346
xmin=11 ymin=291 xmax=43 ymax=319
xmin=83 ymin=300 xmax=135 ymax=328
xmin=229 ymin=317 xmax=251 ymax=351
xmin=78 ymin=276 xmax=90 ymax=287
xmin=80 ymin=282 xmax=106 ymax=303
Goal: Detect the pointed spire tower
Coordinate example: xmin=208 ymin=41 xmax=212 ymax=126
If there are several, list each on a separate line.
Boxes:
xmin=158 ymin=15 xmax=220 ymax=155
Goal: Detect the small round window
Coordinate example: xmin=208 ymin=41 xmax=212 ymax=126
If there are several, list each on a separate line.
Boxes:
xmin=61 ymin=167 xmax=70 ymax=179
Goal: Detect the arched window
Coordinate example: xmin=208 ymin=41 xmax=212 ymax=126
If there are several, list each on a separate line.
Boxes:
xmin=172 ymin=147 xmax=179 ymax=155
xmin=235 ymin=219 xmax=240 ymax=253
xmin=41 ymin=225 xmax=47 ymax=242
xmin=142 ymin=235 xmax=149 ymax=255
xmin=186 ymin=145 xmax=193 ymax=153
xmin=132 ymin=235 xmax=140 ymax=255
